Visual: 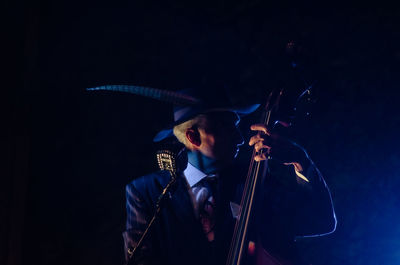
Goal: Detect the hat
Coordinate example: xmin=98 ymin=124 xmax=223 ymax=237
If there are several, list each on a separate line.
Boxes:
xmin=86 ymin=85 xmax=260 ymax=142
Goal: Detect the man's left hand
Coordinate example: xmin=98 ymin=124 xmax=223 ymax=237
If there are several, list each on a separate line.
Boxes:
xmin=249 ymin=124 xmax=307 ymax=166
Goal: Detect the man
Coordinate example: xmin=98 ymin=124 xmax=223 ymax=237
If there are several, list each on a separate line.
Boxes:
xmin=122 ymin=88 xmax=336 ymax=265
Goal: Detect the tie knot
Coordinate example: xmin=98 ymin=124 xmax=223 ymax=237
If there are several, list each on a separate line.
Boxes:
xmin=204 ymin=175 xmax=218 ymax=195
xmin=206 ymin=175 xmax=217 ymax=182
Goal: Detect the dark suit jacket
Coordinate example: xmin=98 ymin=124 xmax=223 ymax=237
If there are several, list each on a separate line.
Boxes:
xmin=123 ymin=160 xmax=336 ymax=265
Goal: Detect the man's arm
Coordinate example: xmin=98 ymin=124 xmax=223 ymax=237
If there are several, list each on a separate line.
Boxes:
xmin=249 ymin=124 xmax=337 ymax=237
xmin=290 ymin=154 xmax=337 ymax=237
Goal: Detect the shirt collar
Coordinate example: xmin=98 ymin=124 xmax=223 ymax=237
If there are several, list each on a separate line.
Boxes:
xmin=183 ymin=162 xmax=208 ymax=188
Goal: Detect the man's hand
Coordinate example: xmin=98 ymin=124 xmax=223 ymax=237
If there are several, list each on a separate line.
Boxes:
xmin=249 ymin=124 xmax=311 ymax=182
xmin=249 ymin=124 xmax=307 ymax=165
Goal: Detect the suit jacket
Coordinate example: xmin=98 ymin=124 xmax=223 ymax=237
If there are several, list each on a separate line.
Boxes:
xmin=123 ymin=159 xmax=336 ymax=265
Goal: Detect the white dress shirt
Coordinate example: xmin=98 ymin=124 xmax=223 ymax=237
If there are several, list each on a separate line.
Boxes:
xmin=183 ymin=163 xmax=240 ymax=220
xmin=183 ymin=163 xmax=216 ymax=218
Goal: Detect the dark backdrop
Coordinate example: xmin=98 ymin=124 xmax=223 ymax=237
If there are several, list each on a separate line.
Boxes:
xmin=3 ymin=1 xmax=400 ymax=265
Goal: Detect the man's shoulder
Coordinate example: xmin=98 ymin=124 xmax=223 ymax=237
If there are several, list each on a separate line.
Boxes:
xmin=127 ymin=170 xmax=171 ymax=189
xmin=125 ymin=170 xmax=176 ymax=200
xmin=126 ymin=170 xmax=187 ymax=209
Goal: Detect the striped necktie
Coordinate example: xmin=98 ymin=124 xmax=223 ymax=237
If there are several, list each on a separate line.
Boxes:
xmin=194 ymin=175 xmax=218 ymax=242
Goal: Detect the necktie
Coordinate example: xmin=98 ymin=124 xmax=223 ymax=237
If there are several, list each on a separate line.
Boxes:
xmin=198 ymin=176 xmax=218 ymax=242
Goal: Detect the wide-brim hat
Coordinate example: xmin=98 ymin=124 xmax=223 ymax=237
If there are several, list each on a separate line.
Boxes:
xmin=87 ymin=85 xmax=260 ymax=142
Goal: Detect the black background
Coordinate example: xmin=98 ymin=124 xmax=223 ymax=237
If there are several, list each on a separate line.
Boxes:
xmin=3 ymin=1 xmax=400 ymax=264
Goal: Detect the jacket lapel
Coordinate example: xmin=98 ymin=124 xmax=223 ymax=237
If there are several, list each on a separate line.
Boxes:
xmin=168 ymin=176 xmax=197 ymax=223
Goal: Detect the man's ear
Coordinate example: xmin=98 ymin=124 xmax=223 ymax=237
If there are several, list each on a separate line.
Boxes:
xmin=185 ymin=128 xmax=201 ymax=148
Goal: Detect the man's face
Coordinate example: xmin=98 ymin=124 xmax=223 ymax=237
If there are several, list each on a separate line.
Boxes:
xmin=197 ymin=112 xmax=244 ymax=164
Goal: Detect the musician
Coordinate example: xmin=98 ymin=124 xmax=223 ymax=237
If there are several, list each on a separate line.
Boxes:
xmin=122 ymin=89 xmax=336 ymax=265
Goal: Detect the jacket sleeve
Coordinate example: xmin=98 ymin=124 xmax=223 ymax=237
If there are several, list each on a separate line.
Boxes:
xmin=260 ymin=144 xmax=337 ymax=241
xmin=123 ymin=180 xmax=160 ymax=265
xmin=291 ymin=157 xmax=337 ymax=238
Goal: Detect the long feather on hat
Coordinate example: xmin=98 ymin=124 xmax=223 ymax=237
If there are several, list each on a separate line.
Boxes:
xmin=87 ymin=85 xmax=201 ymax=106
